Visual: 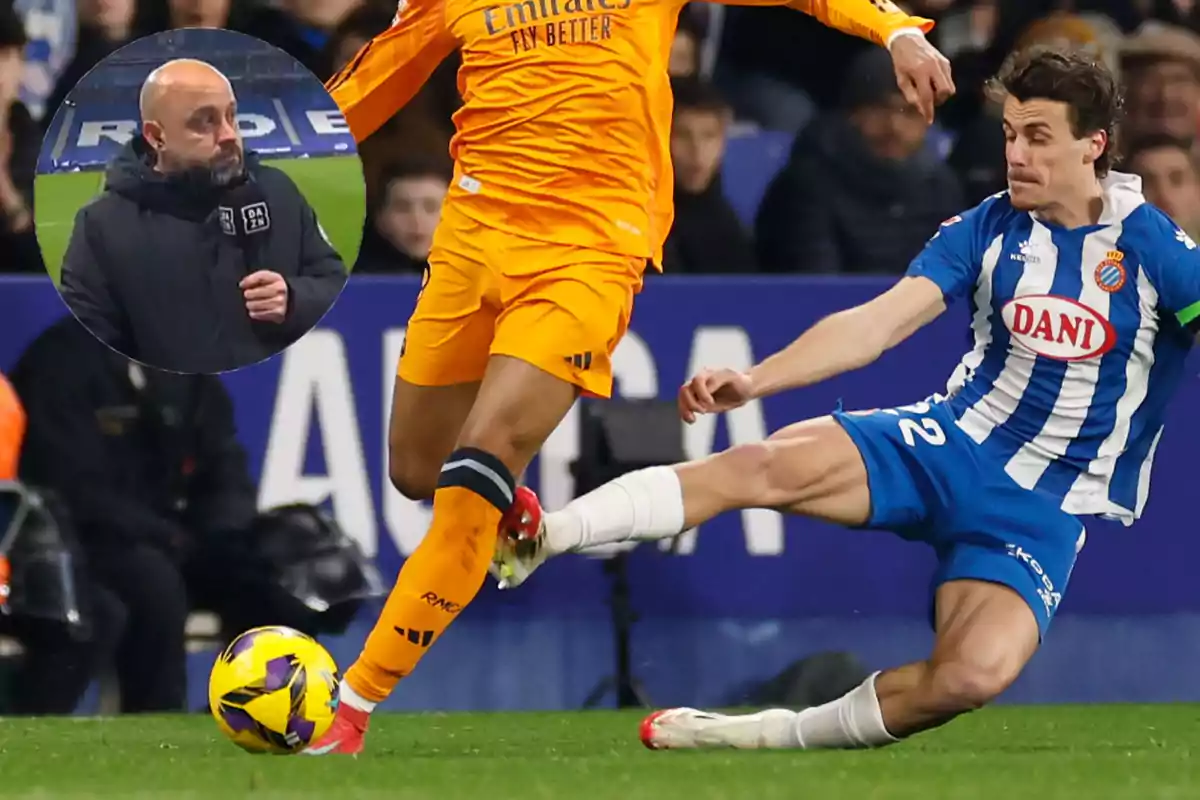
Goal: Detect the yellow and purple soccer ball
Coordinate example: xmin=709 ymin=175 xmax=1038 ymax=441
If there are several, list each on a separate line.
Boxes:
xmin=208 ymin=625 xmax=340 ymax=754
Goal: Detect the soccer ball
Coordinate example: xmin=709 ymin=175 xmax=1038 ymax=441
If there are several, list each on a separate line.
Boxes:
xmin=208 ymin=625 xmax=340 ymax=754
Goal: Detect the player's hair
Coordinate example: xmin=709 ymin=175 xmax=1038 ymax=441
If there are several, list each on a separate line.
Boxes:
xmin=0 ymin=3 xmax=28 ymax=51
xmin=987 ymin=46 xmax=1124 ymax=176
xmin=1124 ymin=133 xmax=1200 ymax=174
xmin=670 ymin=77 xmax=729 ymax=116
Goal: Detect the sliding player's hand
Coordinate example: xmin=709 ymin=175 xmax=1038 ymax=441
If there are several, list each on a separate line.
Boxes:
xmin=679 ymin=368 xmax=754 ymax=423
xmin=889 ymin=32 xmax=955 ymax=123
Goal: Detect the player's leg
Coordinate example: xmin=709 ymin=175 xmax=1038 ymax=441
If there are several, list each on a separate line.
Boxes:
xmin=640 ymin=453 xmax=1083 ymax=751
xmin=386 ymin=377 xmax=480 ymax=500
xmin=308 ymin=212 xmax=496 ymax=754
xmin=494 ymin=416 xmax=872 ymax=587
xmin=641 ymin=577 xmax=1040 ymax=750
xmin=338 ymin=357 xmax=578 ymax=709
xmin=324 ymin=247 xmax=644 ymax=743
xmin=875 ymin=578 xmax=1038 ymax=734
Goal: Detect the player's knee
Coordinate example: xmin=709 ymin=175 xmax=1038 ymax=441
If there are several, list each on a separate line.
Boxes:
xmin=925 ymin=660 xmax=1014 ymax=713
xmin=388 ymin=448 xmax=439 ymax=501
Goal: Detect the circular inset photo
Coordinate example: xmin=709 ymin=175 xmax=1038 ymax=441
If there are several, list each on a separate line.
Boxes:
xmin=35 ymin=27 xmax=362 ymax=374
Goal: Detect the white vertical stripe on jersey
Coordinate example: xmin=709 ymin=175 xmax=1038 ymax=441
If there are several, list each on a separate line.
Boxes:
xmin=1004 ymin=224 xmax=1121 ymax=489
xmin=957 ymin=220 xmax=1059 ymax=444
xmin=944 ymin=234 xmax=1004 ymax=398
xmin=1062 ymin=265 xmax=1160 ymax=519
xmin=1135 ymin=426 xmax=1164 ymax=517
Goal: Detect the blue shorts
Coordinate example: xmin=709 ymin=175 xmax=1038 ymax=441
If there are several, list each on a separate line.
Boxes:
xmin=832 ymin=399 xmax=1086 ymax=637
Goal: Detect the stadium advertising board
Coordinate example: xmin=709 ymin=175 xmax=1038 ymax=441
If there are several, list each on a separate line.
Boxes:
xmin=7 ymin=276 xmax=1200 ymax=707
xmin=3 ymin=276 xmax=1198 ymax=626
xmin=38 ymin=91 xmax=354 ymax=172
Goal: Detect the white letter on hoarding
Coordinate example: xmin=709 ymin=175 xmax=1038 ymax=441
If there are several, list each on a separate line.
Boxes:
xmin=236 ymin=113 xmax=276 ymax=139
xmin=258 ymin=330 xmax=378 ymax=557
xmin=77 ymin=120 xmax=136 ymax=147
xmin=681 ymin=326 xmax=783 ymax=555
xmin=307 ymin=109 xmax=349 ymax=136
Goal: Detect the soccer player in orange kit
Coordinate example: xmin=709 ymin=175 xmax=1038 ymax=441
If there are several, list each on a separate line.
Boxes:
xmin=307 ymin=0 xmax=955 ymax=755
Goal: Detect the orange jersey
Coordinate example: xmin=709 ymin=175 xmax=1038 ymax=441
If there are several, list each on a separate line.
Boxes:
xmin=328 ymin=0 xmax=932 ymax=265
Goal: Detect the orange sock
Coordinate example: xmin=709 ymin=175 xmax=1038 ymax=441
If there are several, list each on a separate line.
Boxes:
xmin=344 ymin=448 xmax=514 ymax=703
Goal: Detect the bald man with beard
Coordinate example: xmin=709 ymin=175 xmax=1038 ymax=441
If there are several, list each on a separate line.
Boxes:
xmin=58 ymin=58 xmax=347 ymax=374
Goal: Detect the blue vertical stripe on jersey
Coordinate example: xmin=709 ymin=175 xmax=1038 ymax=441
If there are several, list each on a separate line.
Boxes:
xmin=1108 ymin=333 xmax=1190 ymax=512
xmin=1035 ymin=227 xmax=1146 ymax=497
xmin=948 ymin=217 xmax=1034 ymax=422
xmin=982 ymin=225 xmax=1085 ymax=464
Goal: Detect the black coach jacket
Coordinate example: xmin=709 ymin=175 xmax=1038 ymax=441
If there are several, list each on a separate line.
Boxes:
xmin=58 ymin=138 xmax=347 ymax=373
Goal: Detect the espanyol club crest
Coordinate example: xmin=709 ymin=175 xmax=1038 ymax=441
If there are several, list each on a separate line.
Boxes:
xmin=1094 ymin=250 xmax=1126 ymax=294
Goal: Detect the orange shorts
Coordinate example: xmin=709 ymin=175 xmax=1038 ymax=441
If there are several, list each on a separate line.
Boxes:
xmin=398 ymin=203 xmax=646 ymax=398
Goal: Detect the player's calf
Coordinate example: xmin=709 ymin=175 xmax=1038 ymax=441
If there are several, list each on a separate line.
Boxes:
xmin=876 ymin=579 xmax=1038 ymax=736
xmin=388 ymin=451 xmax=440 ymax=501
xmin=521 ymin=417 xmax=870 ymax=562
xmin=642 ymin=580 xmax=1039 ymax=751
xmin=386 ymin=378 xmax=482 ymax=500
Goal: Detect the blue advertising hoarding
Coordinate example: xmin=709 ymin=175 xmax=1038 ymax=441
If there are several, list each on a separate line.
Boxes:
xmin=1 ymin=276 xmax=1198 ymax=709
xmin=39 ymin=90 xmax=355 ymax=172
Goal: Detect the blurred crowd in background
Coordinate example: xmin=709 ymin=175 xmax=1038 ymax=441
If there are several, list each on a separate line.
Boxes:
xmin=4 ymin=0 xmax=1200 ymax=277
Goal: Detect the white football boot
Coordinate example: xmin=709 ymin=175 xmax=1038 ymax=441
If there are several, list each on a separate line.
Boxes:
xmin=640 ymin=708 xmax=798 ymax=750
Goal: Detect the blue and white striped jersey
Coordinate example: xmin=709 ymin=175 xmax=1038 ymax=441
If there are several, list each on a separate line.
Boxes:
xmin=908 ymin=173 xmax=1200 ymax=525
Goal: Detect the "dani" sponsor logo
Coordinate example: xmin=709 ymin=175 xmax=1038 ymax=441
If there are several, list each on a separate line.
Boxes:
xmin=1001 ymin=294 xmax=1116 ymax=361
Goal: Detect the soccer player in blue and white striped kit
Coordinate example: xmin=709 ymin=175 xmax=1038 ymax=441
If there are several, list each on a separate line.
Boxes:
xmin=492 ymin=46 xmax=1200 ymax=750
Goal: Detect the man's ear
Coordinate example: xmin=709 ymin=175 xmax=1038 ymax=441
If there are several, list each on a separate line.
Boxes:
xmin=142 ymin=120 xmax=164 ymax=150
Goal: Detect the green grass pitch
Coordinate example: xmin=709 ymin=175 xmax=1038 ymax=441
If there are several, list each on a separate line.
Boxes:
xmin=1 ymin=706 xmax=1198 ymax=799
xmin=34 ymin=154 xmax=365 ymax=285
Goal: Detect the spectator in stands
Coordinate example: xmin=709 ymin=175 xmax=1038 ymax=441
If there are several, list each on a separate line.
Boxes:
xmin=357 ymin=158 xmax=451 ymax=273
xmin=321 ymin=1 xmax=394 ymax=79
xmin=269 ymin=0 xmax=363 ymax=74
xmin=0 ymin=6 xmax=42 ymax=273
xmin=713 ymin=7 xmax=847 ymax=133
xmin=755 ymin=47 xmax=962 ymax=274
xmin=1126 ymin=134 xmax=1200 ymax=241
xmin=137 ymin=0 xmax=349 ymax=77
xmin=44 ymin=0 xmax=139 ymax=125
xmin=13 ymin=0 xmax=76 ymax=123
xmin=662 ymin=78 xmax=756 ymax=273
xmin=671 ymin=11 xmax=703 ymax=78
xmin=161 ymin=0 xmax=231 ymax=28
xmin=1121 ymin=24 xmax=1200 ymax=152
xmin=8 ymin=317 xmax=322 ymax=713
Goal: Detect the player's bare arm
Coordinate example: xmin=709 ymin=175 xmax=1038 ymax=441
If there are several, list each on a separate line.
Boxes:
xmin=679 ymin=276 xmax=945 ymax=422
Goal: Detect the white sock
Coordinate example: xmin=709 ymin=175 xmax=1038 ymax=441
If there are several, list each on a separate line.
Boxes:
xmin=338 ymin=680 xmax=377 ymax=713
xmin=544 ymin=465 xmax=685 ymax=553
xmin=793 ymin=672 xmax=898 ymax=749
xmin=669 ymin=674 xmax=896 ymax=750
